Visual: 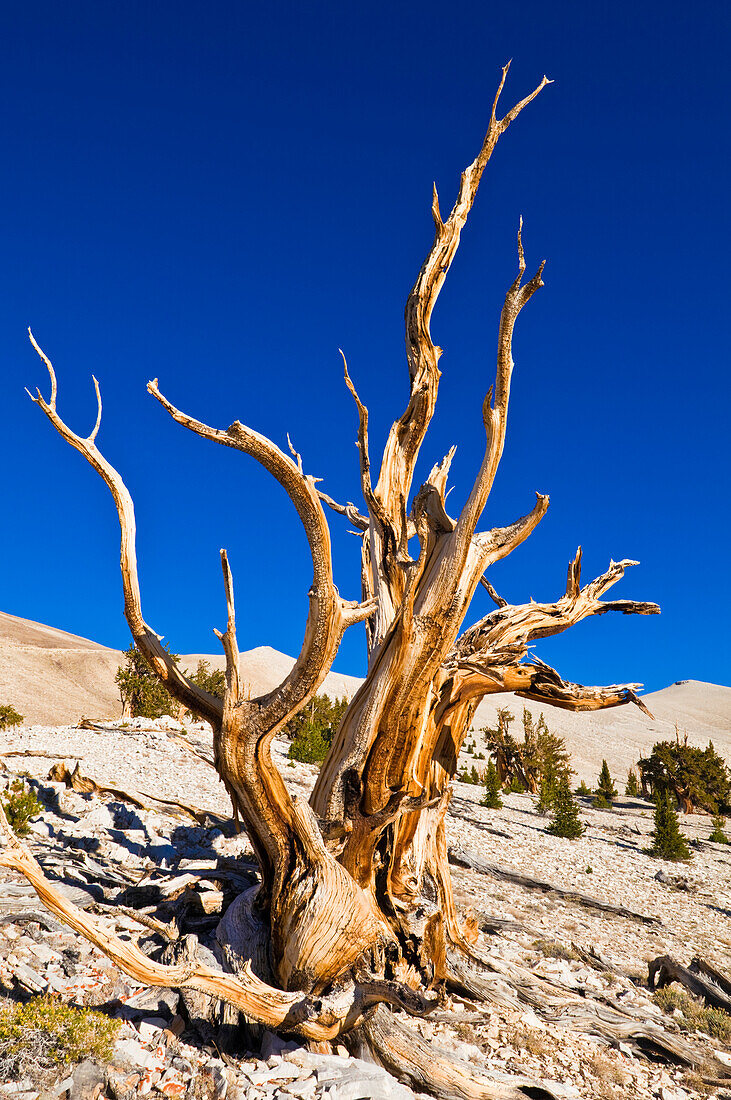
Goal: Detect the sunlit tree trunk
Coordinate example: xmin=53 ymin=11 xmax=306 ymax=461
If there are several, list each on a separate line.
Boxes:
xmin=4 ymin=64 xmax=660 ymax=1099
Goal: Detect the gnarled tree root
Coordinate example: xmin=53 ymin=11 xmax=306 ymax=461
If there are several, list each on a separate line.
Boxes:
xmin=356 ymin=1004 xmax=560 ymax=1100
xmin=0 ymin=810 xmax=434 ymax=1042
xmin=649 ymin=954 xmax=731 ymax=1014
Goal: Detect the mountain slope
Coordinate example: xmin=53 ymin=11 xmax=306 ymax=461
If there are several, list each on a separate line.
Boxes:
xmin=1 ymin=611 xmax=728 ymax=783
xmin=0 ymin=613 xmax=361 ymax=727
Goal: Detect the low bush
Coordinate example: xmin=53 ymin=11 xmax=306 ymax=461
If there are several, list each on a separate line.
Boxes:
xmin=1 ymin=779 xmax=43 ymax=836
xmin=546 ymin=779 xmax=585 ymax=839
xmin=481 ymin=759 xmax=503 ymax=808
xmin=653 ymin=986 xmax=731 ymax=1042
xmin=533 ymin=939 xmax=579 ymax=961
xmin=288 ymin=722 xmax=333 ymax=764
xmin=709 ymin=814 xmax=730 ymax=844
xmin=0 ymin=995 xmax=120 ymax=1085
xmin=596 ymin=759 xmax=617 ymax=805
xmin=0 ymin=704 xmax=23 ymax=730
xmin=650 ymin=791 xmax=691 ymax=861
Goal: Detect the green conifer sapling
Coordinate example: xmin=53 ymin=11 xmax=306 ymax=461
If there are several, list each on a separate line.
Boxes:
xmin=547 ymin=779 xmax=585 ymax=839
xmin=481 ymin=759 xmax=503 ymax=809
xmin=650 ymin=791 xmax=692 ymax=861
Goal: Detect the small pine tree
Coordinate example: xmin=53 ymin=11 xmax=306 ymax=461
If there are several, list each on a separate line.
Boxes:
xmin=650 ymin=791 xmax=692 ymax=861
xmin=575 ymin=779 xmax=592 ymax=796
xmin=625 ymin=769 xmax=640 ymax=797
xmin=536 ymin=771 xmax=556 ymax=814
xmin=0 ymin=704 xmax=24 ymax=731
xmin=596 ymin=759 xmax=617 ymax=805
xmin=546 ymin=779 xmax=585 ymax=839
xmin=481 ymin=759 xmax=503 ymax=809
xmin=288 ymin=721 xmax=333 ymax=764
xmin=115 ymin=643 xmax=182 ymax=719
xmin=709 ymin=814 xmax=730 ymax=844
xmin=188 ymin=659 xmax=226 ymax=699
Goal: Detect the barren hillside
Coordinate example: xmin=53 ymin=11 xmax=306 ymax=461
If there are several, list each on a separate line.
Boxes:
xmin=0 ymin=613 xmax=361 ymax=728
xmin=1 ymin=611 xmax=728 ymax=781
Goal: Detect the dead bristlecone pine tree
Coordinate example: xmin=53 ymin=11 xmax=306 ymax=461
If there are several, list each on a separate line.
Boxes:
xmin=1 ymin=65 xmax=661 ymax=1100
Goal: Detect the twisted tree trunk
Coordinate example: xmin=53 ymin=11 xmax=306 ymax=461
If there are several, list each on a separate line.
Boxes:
xmin=4 ymin=64 xmax=662 ymax=1099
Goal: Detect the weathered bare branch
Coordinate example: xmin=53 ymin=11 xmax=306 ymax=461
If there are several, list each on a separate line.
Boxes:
xmin=453 ymin=222 xmax=545 ymax=549
xmin=368 ymin=67 xmax=551 ymax=645
xmin=480 ymin=576 xmax=508 ymax=608
xmin=317 ymin=489 xmax=369 ymax=532
xmin=453 ymin=549 xmax=659 ymax=663
xmin=213 ymin=548 xmax=242 ymax=709
xmin=26 ymin=332 xmax=223 ymax=728
xmin=147 ymin=378 xmax=356 ymax=727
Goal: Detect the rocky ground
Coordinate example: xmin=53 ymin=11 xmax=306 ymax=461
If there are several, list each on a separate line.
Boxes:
xmin=0 ymin=718 xmax=730 ymax=1100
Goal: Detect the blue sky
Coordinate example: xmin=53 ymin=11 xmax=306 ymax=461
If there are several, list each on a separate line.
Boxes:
xmin=1 ymin=1 xmax=728 ymax=693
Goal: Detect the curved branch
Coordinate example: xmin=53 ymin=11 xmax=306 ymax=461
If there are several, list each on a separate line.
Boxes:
xmin=26 ymin=332 xmax=223 ymax=728
xmin=371 ymin=66 xmax=551 ymax=631
xmin=147 ymin=378 xmax=355 ymax=729
xmin=453 ymin=222 xmax=545 ymax=549
xmin=510 ymin=657 xmax=654 ymax=716
xmin=447 ymin=654 xmax=653 ymax=717
xmin=341 ymin=350 xmax=390 ymax=535
xmin=453 ymin=549 xmax=659 ymax=662
xmin=213 ymin=548 xmax=242 ymax=714
xmin=317 ymin=489 xmax=368 ymax=532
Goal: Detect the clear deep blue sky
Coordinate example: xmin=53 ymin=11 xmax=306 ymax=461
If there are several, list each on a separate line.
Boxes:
xmin=1 ymin=1 xmax=728 ymax=693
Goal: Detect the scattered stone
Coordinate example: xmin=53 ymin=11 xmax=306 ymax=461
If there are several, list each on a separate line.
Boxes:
xmin=68 ymin=1059 xmax=106 ymax=1100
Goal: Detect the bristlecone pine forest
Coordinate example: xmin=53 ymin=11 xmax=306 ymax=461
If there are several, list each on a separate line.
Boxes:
xmin=1 ymin=66 xmax=664 ymax=1099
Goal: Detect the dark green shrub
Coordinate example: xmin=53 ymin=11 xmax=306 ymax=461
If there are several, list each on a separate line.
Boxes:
xmin=458 ymin=765 xmax=481 ymax=785
xmin=507 ymin=776 xmax=526 ymax=793
xmin=282 ymin=694 xmax=348 ymax=755
xmin=638 ymin=734 xmax=730 ymax=814
xmin=0 ymin=704 xmax=23 ymax=730
xmin=536 ymin=771 xmax=557 ymax=814
xmin=288 ymin=722 xmax=333 ymax=764
xmin=650 ymin=791 xmax=691 ymax=861
xmin=188 ymin=658 xmax=226 ymax=699
xmin=593 ymin=792 xmax=610 ymax=809
xmin=575 ymin=780 xmax=592 ymax=796
xmin=625 ymin=769 xmax=640 ymax=797
xmin=709 ymin=814 xmax=730 ymax=844
xmin=481 ymin=759 xmax=503 ymax=808
xmin=115 ymin=643 xmax=181 ymax=719
xmin=1 ymin=779 xmax=43 ymax=836
xmin=596 ymin=759 xmax=617 ymax=805
xmin=546 ymin=779 xmax=585 ymax=839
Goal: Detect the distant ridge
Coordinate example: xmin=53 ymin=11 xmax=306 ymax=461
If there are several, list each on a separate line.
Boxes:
xmin=0 ymin=612 xmax=360 ymax=727
xmin=0 ymin=610 xmax=728 ymax=782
